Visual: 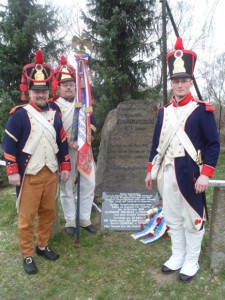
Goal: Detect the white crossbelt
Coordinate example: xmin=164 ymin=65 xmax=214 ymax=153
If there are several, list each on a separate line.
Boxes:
xmin=24 ymin=104 xmax=56 ymax=139
xmin=23 ymin=104 xmax=58 ymax=155
xmin=56 ymin=98 xmax=75 ymax=132
xmin=157 ymin=101 xmax=197 ymax=157
xmin=166 ymin=102 xmax=199 ymax=165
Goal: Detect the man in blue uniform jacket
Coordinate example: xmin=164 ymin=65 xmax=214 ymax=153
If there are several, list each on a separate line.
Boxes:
xmin=145 ymin=37 xmax=220 ymax=282
xmin=3 ymin=50 xmax=71 ymax=275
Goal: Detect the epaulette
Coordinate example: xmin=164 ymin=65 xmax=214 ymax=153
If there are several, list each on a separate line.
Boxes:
xmin=9 ymin=104 xmax=27 ymax=115
xmin=157 ymin=101 xmax=171 ymax=114
xmin=194 ymin=99 xmax=215 ymax=112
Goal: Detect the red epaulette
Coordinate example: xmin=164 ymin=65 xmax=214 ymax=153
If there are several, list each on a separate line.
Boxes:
xmin=205 ymin=103 xmax=215 ymax=112
xmin=9 ymin=104 xmax=27 ymax=115
xmin=194 ymin=99 xmax=215 ymax=112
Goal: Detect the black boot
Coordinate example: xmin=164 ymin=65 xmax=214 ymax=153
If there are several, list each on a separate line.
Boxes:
xmin=23 ymin=256 xmax=38 ymax=275
xmin=35 ymin=246 xmax=59 ymax=261
xmin=64 ymin=227 xmax=75 ymax=236
xmin=81 ymin=224 xmax=97 ymax=234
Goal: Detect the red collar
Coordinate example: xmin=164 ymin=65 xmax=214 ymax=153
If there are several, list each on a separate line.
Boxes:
xmin=171 ymin=93 xmax=193 ymax=107
xmin=29 ymin=100 xmax=49 ymax=112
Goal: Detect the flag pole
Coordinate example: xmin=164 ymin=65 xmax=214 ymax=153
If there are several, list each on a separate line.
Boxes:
xmin=74 ymin=56 xmax=83 ymax=244
xmin=76 ymin=171 xmax=81 ymax=242
xmin=73 ymin=53 xmax=83 ymax=244
xmin=72 ymin=36 xmax=93 ymax=243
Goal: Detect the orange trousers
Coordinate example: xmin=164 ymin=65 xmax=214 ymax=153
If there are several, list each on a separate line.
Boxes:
xmin=18 ymin=167 xmax=57 ymax=257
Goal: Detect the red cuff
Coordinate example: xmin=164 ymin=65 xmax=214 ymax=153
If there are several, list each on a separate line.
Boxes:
xmin=61 ymin=162 xmax=71 ymax=171
xmin=146 ymin=162 xmax=153 ymax=172
xmin=201 ymin=164 xmax=215 ymax=178
xmin=6 ymin=163 xmax=19 ymax=175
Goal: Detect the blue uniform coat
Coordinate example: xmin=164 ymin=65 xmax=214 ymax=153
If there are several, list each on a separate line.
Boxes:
xmin=148 ymin=93 xmax=220 ymax=222
xmin=3 ymin=101 xmax=71 ymax=197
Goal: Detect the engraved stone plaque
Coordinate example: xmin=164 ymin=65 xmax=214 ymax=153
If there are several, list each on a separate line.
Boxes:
xmin=101 ymin=191 xmax=159 ymax=231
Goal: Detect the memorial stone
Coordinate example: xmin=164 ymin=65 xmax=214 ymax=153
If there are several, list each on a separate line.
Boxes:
xmin=95 ymin=100 xmax=157 ymax=194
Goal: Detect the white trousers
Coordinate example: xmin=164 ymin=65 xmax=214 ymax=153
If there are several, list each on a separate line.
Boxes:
xmin=60 ymin=148 xmax=95 ymax=228
xmin=162 ymin=164 xmax=205 ymax=276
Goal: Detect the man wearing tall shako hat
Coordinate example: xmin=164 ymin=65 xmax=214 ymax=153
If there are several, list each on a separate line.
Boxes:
xmin=145 ymin=37 xmax=220 ymax=282
xmin=3 ymin=50 xmax=71 ymax=275
xmin=49 ymin=55 xmax=97 ymax=236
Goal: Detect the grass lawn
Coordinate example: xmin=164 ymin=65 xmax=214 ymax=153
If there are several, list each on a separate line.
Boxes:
xmin=0 ymin=151 xmax=225 ymax=300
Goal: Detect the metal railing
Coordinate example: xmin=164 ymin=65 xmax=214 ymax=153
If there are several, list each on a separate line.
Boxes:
xmin=0 ymin=160 xmax=6 ymax=166
xmin=209 ymin=180 xmax=225 ymax=187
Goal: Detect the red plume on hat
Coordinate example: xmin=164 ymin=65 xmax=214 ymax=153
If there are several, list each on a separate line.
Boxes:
xmin=60 ymin=55 xmax=67 ymax=65
xmin=35 ymin=50 xmax=44 ymax=64
xmin=174 ymin=37 xmax=184 ymax=50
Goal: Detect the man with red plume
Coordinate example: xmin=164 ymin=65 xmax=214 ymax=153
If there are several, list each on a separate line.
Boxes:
xmin=49 ymin=55 xmax=97 ymax=236
xmin=145 ymin=37 xmax=220 ymax=282
xmin=3 ymin=50 xmax=71 ymax=275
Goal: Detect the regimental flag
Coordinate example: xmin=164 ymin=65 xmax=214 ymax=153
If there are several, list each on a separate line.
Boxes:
xmin=73 ymin=54 xmax=93 ymax=178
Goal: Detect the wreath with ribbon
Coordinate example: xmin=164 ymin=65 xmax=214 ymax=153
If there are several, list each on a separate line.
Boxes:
xmin=131 ymin=207 xmax=171 ymax=244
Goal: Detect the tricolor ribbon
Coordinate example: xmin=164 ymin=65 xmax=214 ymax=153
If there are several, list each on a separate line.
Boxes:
xmin=74 ymin=54 xmax=92 ymax=112
xmin=71 ymin=53 xmax=93 ymax=178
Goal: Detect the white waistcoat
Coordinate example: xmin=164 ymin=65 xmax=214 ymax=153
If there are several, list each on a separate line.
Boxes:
xmin=24 ymin=110 xmax=59 ymax=175
xmin=159 ymin=104 xmax=193 ymax=165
